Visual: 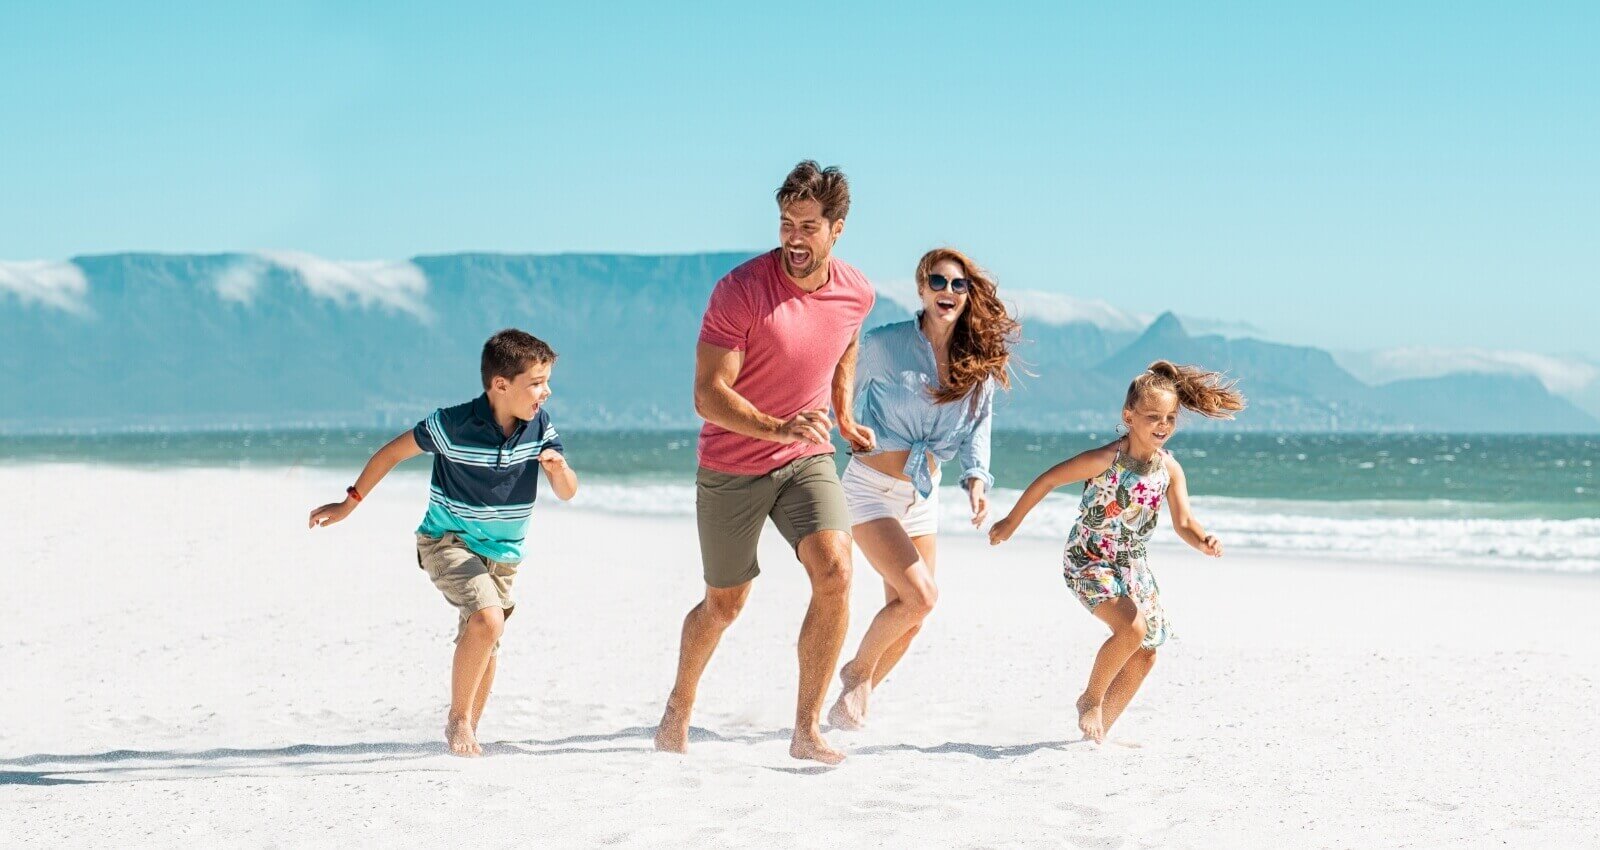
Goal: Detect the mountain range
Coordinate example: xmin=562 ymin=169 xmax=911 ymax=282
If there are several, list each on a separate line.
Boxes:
xmin=0 ymin=251 xmax=1593 ymax=433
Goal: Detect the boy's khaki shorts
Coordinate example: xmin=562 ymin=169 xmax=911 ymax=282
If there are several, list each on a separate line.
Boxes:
xmin=695 ymin=453 xmax=851 ymax=588
xmin=416 ymin=532 xmax=518 ymax=653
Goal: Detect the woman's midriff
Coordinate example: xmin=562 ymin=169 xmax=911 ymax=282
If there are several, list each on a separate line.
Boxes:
xmin=854 ymin=449 xmax=938 ymax=482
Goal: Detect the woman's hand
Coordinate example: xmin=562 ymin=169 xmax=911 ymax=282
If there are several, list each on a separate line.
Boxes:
xmin=967 ymin=480 xmax=989 ymax=527
xmin=1200 ymin=534 xmax=1224 ymax=558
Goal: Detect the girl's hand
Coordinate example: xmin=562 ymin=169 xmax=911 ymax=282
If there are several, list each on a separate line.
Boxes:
xmin=1200 ymin=534 xmax=1223 ymax=557
xmin=988 ymin=514 xmax=1017 ymax=546
xmin=967 ymin=481 xmax=989 ymax=528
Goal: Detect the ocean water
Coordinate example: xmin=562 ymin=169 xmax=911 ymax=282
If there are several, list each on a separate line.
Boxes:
xmin=3 ymin=430 xmax=1597 ymax=573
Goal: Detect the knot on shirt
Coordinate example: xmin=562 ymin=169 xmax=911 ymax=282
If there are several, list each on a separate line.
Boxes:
xmin=902 ymin=439 xmax=936 ymax=499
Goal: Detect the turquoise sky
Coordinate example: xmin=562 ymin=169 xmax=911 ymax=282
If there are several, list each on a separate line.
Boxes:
xmin=2 ymin=2 xmax=1596 ymax=358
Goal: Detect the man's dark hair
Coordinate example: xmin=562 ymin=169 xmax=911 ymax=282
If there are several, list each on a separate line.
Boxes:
xmin=775 ymin=160 xmax=850 ymax=222
xmin=481 ymin=328 xmax=557 ymax=389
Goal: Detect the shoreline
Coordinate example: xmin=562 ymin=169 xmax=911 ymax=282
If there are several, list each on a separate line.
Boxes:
xmin=4 ymin=460 xmax=1598 ymax=575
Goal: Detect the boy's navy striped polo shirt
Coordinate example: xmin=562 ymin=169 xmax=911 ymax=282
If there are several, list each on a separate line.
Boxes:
xmin=411 ymin=394 xmax=563 ymax=563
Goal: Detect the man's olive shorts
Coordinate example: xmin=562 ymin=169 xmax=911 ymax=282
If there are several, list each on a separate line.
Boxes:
xmin=695 ymin=454 xmax=851 ymax=588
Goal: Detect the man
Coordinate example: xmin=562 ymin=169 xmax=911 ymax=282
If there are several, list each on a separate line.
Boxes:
xmin=655 ymin=161 xmax=877 ymax=764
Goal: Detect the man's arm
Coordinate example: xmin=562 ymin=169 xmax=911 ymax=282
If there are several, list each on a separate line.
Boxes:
xmin=832 ymin=336 xmax=875 ymax=451
xmin=829 ymin=336 xmax=858 ymax=419
xmin=308 ymin=431 xmax=424 ymax=528
xmin=694 ymin=342 xmax=829 ymax=445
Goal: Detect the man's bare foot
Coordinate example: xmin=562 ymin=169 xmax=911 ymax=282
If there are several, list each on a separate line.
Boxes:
xmin=1076 ymin=694 xmax=1105 ymax=744
xmin=827 ymin=662 xmax=870 ymax=731
xmin=446 ymin=716 xmax=482 ymax=757
xmin=654 ymin=703 xmax=690 ymax=754
xmin=789 ymin=729 xmax=846 ymax=765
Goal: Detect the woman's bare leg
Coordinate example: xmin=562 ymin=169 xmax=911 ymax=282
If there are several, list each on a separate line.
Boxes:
xmin=828 ymin=520 xmax=937 ymax=729
xmin=868 ymin=534 xmax=938 ymax=688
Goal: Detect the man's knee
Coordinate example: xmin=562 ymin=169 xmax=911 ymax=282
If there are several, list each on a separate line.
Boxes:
xmin=703 ymin=588 xmax=748 ymax=627
xmin=810 ymin=558 xmax=852 ymax=597
xmin=800 ymin=532 xmax=853 ymax=596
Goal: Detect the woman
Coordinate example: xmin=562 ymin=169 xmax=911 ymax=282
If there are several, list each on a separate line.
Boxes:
xmin=829 ymin=247 xmax=1019 ymax=730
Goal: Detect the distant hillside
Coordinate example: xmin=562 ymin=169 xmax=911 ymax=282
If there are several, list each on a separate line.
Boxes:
xmin=0 ymin=252 xmax=1593 ymax=433
xmin=1371 ymin=373 xmax=1597 ymax=433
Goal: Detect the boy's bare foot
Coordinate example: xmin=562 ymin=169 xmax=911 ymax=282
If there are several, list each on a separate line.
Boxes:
xmin=826 ymin=662 xmax=870 ymax=731
xmin=446 ymin=716 xmax=482 ymax=757
xmin=1076 ymin=694 xmax=1105 ymax=744
xmin=790 ymin=728 xmax=846 ymax=765
xmin=654 ymin=703 xmax=690 ymax=754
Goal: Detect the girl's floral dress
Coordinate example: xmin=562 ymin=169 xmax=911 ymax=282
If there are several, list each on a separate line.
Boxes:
xmin=1063 ymin=448 xmax=1173 ymax=649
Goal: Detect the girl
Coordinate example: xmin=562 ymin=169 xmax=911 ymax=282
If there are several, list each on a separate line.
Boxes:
xmin=827 ymin=247 xmax=1019 ymax=730
xmin=988 ymin=361 xmax=1245 ymax=743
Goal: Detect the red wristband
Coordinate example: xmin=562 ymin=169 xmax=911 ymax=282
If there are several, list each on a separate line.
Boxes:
xmin=346 ymin=485 xmax=364 ymax=503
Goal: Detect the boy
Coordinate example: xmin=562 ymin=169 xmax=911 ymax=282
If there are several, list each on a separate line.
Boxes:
xmin=308 ymin=328 xmax=578 ymax=757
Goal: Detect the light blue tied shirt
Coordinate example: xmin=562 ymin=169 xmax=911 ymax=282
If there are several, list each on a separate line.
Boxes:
xmin=851 ymin=318 xmax=995 ymax=498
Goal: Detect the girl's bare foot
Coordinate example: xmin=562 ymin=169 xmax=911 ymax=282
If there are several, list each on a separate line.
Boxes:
xmin=1076 ymin=694 xmax=1105 ymax=744
xmin=826 ymin=662 xmax=870 ymax=731
xmin=790 ymin=729 xmax=846 ymax=765
xmin=446 ymin=716 xmax=482 ymax=757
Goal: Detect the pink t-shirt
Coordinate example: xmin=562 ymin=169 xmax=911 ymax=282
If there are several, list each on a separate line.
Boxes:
xmin=697 ymin=250 xmax=876 ymax=476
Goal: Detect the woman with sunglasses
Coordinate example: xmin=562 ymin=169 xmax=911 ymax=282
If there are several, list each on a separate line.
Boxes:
xmin=828 ymin=247 xmax=1019 ymax=730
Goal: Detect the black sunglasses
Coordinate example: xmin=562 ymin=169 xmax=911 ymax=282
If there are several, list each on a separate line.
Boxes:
xmin=927 ymin=274 xmax=971 ymax=293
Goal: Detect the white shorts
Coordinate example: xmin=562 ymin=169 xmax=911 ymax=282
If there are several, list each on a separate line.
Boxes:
xmin=842 ymin=457 xmax=940 ymax=538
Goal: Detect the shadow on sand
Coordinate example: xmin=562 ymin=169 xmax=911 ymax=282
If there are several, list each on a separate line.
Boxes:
xmin=851 ymin=740 xmax=1084 ymax=759
xmin=0 ymin=727 xmax=1081 ymax=785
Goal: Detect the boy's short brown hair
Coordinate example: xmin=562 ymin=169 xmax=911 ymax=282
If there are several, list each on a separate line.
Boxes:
xmin=775 ymin=160 xmax=851 ymax=222
xmin=481 ymin=329 xmax=557 ymax=389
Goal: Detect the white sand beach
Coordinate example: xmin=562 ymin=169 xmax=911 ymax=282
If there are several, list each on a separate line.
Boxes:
xmin=2 ymin=464 xmax=1597 ymax=848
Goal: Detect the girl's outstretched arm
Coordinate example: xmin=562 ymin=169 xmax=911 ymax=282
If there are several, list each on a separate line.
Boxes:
xmin=988 ymin=442 xmax=1119 ymax=545
xmin=1164 ymin=455 xmax=1223 ymax=557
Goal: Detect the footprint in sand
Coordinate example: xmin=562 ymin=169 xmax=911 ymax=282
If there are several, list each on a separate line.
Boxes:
xmin=1054 ymin=800 xmax=1105 ymax=819
xmin=1063 ymin=834 xmax=1124 ymax=849
xmin=853 ymin=799 xmax=933 ymax=816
